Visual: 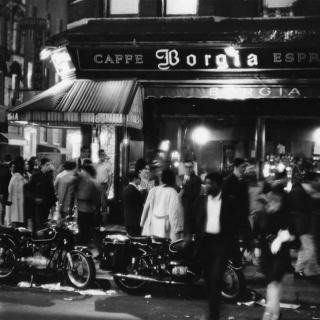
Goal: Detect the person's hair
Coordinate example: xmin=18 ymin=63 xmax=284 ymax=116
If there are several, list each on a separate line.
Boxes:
xmin=205 ymin=172 xmax=223 ymax=187
xmin=135 ymin=158 xmax=147 ymax=172
xmin=63 ymin=160 xmax=77 ymax=171
xmin=161 ymin=168 xmax=176 ymax=187
xmin=13 ymin=156 xmax=25 ymax=174
xmin=183 ymin=159 xmax=193 ymax=164
xmin=82 ymin=163 xmax=96 ymax=178
xmin=40 ymin=157 xmax=50 ymax=166
xmin=80 ymin=146 xmax=90 ymax=152
xmin=233 ymin=158 xmax=246 ymax=168
xmin=98 ymin=149 xmax=105 ymax=155
xmin=128 ymin=171 xmax=140 ymax=182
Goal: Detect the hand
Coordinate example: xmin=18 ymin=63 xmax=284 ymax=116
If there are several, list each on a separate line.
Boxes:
xmin=271 ymin=237 xmax=282 ymax=254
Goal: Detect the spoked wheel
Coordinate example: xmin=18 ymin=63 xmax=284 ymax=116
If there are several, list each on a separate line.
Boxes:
xmin=66 ymin=251 xmax=95 ymax=289
xmin=0 ymin=243 xmax=16 ymax=282
xmin=221 ymin=265 xmax=246 ymax=302
xmin=114 ymin=256 xmax=149 ymax=294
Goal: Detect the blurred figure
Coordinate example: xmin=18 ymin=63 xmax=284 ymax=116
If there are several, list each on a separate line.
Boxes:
xmin=140 ymin=168 xmax=183 ymax=241
xmin=122 ymin=171 xmax=143 ymax=236
xmin=75 ymin=161 xmax=101 ymax=245
xmin=54 ymin=161 xmax=77 ymax=219
xmin=254 ymin=187 xmax=295 ymax=320
xmin=288 ymin=175 xmax=320 ymax=278
xmin=5 ymin=156 xmax=27 ymax=226
xmin=29 ymin=158 xmax=56 ymax=231
xmin=301 ymin=173 xmax=320 ymax=270
xmin=95 ymin=149 xmax=113 ymax=226
xmin=0 ymin=155 xmax=12 ymax=225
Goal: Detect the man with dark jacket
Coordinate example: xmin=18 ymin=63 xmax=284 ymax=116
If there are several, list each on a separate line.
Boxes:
xmin=186 ymin=171 xmax=251 ymax=320
xmin=223 ymin=157 xmax=252 ymax=265
xmin=29 ymin=158 xmax=56 ymax=232
xmin=123 ymin=171 xmax=143 ymax=236
xmin=179 ymin=159 xmax=202 ymax=235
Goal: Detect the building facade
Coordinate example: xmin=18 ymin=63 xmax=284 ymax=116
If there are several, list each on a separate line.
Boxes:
xmin=9 ymin=0 xmax=320 ymax=220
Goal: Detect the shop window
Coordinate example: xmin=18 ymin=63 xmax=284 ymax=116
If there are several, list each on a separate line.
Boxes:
xmin=109 ymin=0 xmax=140 ymax=16
xmin=166 ymin=0 xmax=198 ymax=15
xmin=52 ymin=128 xmax=61 ymax=146
xmin=40 ymin=127 xmax=48 ymax=143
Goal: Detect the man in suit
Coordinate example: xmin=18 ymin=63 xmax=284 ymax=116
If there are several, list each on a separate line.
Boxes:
xmin=179 ymin=159 xmax=202 ymax=233
xmin=185 ymin=171 xmax=251 ymax=320
xmin=123 ymin=171 xmax=143 ymax=236
xmin=223 ymin=157 xmax=252 ymax=266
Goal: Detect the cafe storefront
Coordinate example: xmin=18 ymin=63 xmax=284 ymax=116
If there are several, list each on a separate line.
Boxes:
xmin=10 ymin=17 xmax=320 ymax=213
xmin=67 ymin=41 xmax=320 ymax=178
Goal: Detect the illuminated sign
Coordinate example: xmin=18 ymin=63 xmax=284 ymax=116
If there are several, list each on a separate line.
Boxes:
xmin=74 ymin=46 xmax=320 ymax=72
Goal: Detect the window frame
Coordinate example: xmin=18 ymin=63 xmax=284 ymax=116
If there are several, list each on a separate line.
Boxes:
xmin=107 ymin=0 xmax=141 ymax=17
xmin=164 ymin=0 xmax=199 ymax=16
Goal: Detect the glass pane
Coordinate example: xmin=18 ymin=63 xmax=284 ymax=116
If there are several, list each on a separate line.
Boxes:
xmin=166 ymin=0 xmax=198 ymax=15
xmin=110 ymin=0 xmax=139 ymax=15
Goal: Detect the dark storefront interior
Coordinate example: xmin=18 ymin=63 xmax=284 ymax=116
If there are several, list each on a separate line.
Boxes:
xmin=143 ymin=98 xmax=320 ymax=176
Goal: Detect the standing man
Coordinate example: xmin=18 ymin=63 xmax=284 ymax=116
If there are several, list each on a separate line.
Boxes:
xmin=122 ymin=171 xmax=143 ymax=236
xmin=77 ymin=146 xmax=91 ymax=170
xmin=95 ymin=149 xmax=113 ymax=226
xmin=186 ymin=172 xmax=250 ymax=320
xmin=223 ymin=157 xmax=252 ymax=265
xmin=179 ymin=159 xmax=202 ymax=236
xmin=29 ymin=158 xmax=56 ymax=231
xmin=54 ymin=161 xmax=77 ymax=219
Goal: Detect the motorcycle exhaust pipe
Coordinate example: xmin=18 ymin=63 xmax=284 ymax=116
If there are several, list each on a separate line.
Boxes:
xmin=113 ymin=273 xmax=186 ymax=285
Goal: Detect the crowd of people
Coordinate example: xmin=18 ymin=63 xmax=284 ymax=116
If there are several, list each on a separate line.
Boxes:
xmin=1 ymin=151 xmax=320 ymax=320
xmin=0 ymin=147 xmax=113 ymax=249
xmin=123 ymin=157 xmax=320 ymax=320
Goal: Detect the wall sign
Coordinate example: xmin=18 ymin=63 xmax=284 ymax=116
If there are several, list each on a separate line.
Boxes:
xmin=75 ymin=46 xmax=320 ymax=72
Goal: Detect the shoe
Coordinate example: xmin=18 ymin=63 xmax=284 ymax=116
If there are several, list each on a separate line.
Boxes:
xmin=294 ymin=271 xmax=306 ymax=279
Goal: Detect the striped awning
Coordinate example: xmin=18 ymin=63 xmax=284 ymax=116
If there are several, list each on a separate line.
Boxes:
xmin=9 ymin=79 xmax=143 ymax=129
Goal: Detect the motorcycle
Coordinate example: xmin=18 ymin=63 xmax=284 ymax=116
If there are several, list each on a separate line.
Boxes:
xmin=100 ymin=233 xmax=246 ymax=301
xmin=0 ymin=219 xmax=95 ymax=289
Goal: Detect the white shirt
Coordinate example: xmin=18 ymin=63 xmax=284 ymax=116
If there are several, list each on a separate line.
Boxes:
xmin=95 ymin=160 xmax=112 ymax=184
xmin=205 ymin=192 xmax=222 ymax=234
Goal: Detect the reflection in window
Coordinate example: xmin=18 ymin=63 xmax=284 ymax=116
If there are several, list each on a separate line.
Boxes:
xmin=166 ymin=0 xmax=198 ymax=15
xmin=110 ymin=0 xmax=139 ymax=15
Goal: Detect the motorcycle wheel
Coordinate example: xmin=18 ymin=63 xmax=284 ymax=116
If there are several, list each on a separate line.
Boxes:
xmin=113 ymin=256 xmax=149 ymax=294
xmin=66 ymin=251 xmax=95 ymax=289
xmin=221 ymin=265 xmax=246 ymax=302
xmin=0 ymin=243 xmax=16 ymax=282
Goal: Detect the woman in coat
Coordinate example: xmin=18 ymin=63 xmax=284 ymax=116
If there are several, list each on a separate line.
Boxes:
xmin=140 ymin=168 xmax=183 ymax=241
xmin=5 ymin=156 xmax=27 ymax=226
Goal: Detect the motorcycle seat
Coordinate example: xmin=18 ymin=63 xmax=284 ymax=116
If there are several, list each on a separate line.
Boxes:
xmin=129 ymin=235 xmax=150 ymax=244
xmin=16 ymin=227 xmax=32 ymax=237
xmin=151 ymin=236 xmax=170 ymax=245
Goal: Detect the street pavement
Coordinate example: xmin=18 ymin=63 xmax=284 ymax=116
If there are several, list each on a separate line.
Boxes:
xmin=0 ymin=225 xmax=320 ymax=320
